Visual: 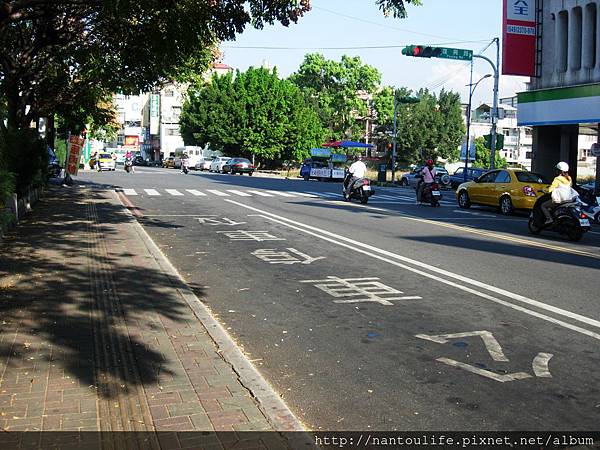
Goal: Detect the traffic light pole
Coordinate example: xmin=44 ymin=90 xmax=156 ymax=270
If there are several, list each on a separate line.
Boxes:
xmin=473 ymin=38 xmax=500 ymax=170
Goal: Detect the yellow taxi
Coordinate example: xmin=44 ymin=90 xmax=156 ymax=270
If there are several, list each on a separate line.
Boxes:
xmin=456 ymin=168 xmax=551 ymax=215
xmin=96 ymin=152 xmax=116 ymax=171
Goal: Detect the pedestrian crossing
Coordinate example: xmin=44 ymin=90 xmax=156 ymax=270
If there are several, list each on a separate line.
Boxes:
xmin=116 ymin=187 xmax=455 ymax=205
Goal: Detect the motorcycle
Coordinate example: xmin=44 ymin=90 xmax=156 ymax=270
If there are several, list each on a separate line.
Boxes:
xmin=528 ymin=193 xmax=591 ymax=241
xmin=343 ymin=174 xmax=374 ymax=204
xmin=181 ymin=159 xmax=189 ymax=174
xmin=419 ymin=182 xmax=442 ymax=207
xmin=124 ymin=157 xmax=133 ymax=173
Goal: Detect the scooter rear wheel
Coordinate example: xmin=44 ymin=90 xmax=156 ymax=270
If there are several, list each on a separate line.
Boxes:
xmin=528 ymin=218 xmax=541 ymax=235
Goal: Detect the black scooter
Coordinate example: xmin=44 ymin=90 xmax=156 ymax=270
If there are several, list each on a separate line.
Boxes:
xmin=419 ymin=182 xmax=442 ymax=207
xmin=343 ymin=173 xmax=374 ymax=204
xmin=528 ymin=193 xmax=591 ymax=241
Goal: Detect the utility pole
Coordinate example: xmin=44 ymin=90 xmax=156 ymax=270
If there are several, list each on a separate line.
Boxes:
xmin=489 ymin=38 xmax=500 ymax=169
xmin=391 ymin=90 xmax=398 ymax=183
xmin=464 ymin=71 xmax=492 ymax=181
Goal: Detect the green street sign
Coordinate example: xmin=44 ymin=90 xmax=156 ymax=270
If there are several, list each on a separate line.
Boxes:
xmin=438 ymin=47 xmax=473 ymax=61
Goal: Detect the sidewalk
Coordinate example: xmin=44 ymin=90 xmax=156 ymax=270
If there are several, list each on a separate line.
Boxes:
xmin=0 ymin=184 xmax=306 ymax=449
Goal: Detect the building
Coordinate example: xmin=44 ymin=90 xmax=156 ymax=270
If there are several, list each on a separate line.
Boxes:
xmin=516 ymin=0 xmax=599 ymax=181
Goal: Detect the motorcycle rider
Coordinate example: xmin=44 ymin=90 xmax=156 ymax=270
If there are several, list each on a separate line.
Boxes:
xmin=181 ymin=152 xmax=190 ymax=173
xmin=541 ymin=161 xmax=573 ymax=225
xmin=124 ymin=150 xmax=134 ymax=173
xmin=344 ymin=155 xmax=367 ymax=196
xmin=416 ymin=159 xmax=436 ymax=205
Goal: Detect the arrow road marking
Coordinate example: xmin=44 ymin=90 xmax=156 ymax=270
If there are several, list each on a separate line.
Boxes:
xmin=437 ymin=358 xmax=532 ymax=383
xmin=415 ymin=331 xmax=509 ymax=362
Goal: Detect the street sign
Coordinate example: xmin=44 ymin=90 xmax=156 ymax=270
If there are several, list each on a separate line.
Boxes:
xmin=402 ymin=45 xmax=473 ymax=61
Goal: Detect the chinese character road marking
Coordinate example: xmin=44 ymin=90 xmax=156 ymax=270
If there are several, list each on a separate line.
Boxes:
xmin=217 ymin=230 xmax=285 ymax=241
xmin=252 ymin=248 xmax=325 ymax=265
xmin=416 ymin=331 xmax=553 ymax=383
xmin=197 ymin=216 xmax=246 ymax=226
xmin=300 ymin=277 xmax=421 ymax=305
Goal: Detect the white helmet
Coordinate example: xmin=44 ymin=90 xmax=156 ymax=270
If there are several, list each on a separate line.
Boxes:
xmin=556 ymin=161 xmax=569 ymax=172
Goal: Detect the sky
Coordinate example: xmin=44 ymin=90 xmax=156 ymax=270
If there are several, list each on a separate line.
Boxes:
xmin=221 ymin=0 xmax=528 ymax=106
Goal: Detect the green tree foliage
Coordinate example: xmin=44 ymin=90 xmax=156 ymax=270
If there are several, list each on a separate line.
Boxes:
xmin=471 ymin=136 xmax=507 ymax=169
xmin=372 ymin=87 xmax=465 ymax=164
xmin=290 ymin=54 xmax=381 ymax=140
xmin=180 ymin=67 xmax=324 ymax=166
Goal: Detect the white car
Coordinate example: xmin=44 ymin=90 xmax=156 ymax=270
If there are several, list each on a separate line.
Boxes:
xmin=195 ymin=158 xmax=212 ymax=171
xmin=209 ymin=157 xmax=232 ymax=173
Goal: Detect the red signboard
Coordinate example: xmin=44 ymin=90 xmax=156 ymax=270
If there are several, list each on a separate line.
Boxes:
xmin=67 ymin=136 xmax=85 ymax=176
xmin=502 ymin=0 xmax=536 ymax=76
xmin=124 ymin=135 xmax=139 ymax=146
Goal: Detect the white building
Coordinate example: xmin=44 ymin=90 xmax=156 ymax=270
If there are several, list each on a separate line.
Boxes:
xmin=113 ymin=93 xmax=145 ymax=151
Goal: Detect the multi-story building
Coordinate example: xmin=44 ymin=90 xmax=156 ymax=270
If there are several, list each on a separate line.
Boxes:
xmin=516 ymin=0 xmax=599 ymax=181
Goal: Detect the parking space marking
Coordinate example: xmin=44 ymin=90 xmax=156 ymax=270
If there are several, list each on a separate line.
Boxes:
xmin=165 ymin=189 xmax=183 ymax=196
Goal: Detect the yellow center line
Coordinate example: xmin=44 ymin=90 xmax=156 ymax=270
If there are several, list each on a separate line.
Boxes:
xmin=328 ymin=200 xmax=600 ymax=259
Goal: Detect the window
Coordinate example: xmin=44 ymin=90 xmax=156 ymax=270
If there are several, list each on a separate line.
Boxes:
xmin=165 ymin=128 xmax=180 ymax=136
xmin=570 ymin=7 xmax=583 ymax=70
xmin=164 ymin=89 xmax=174 ymax=97
xmin=557 ymin=10 xmax=569 ymax=72
xmin=454 ymin=168 xmax=464 ymax=176
xmin=583 ymin=3 xmax=597 ymax=69
xmin=516 ymin=172 xmax=550 ymax=184
xmin=478 ymin=171 xmax=498 ymax=183
xmin=526 ymin=151 xmax=533 ymax=159
xmin=495 ymin=171 xmax=511 ymax=183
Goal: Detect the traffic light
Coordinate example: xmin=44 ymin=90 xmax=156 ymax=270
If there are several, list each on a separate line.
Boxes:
xmin=401 ymin=45 xmax=443 ymax=58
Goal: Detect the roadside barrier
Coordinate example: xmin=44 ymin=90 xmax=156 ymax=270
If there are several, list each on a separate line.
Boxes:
xmin=0 ymin=186 xmax=43 ymax=240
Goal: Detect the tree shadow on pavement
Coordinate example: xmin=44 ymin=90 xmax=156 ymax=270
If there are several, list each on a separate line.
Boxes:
xmin=0 ymin=184 xmax=205 ymax=399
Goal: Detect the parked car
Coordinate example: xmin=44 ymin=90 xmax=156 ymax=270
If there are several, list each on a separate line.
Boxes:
xmin=399 ymin=166 xmax=451 ymax=189
xmin=97 ymin=152 xmax=116 ymax=171
xmin=223 ymin=158 xmax=255 ymax=176
xmin=163 ymin=157 xmax=175 ymax=169
xmin=449 ymin=167 xmax=487 ymax=190
xmin=209 ymin=156 xmax=232 ymax=173
xmin=456 ymin=168 xmax=551 ymax=215
xmin=195 ymin=158 xmax=212 ymax=171
xmin=300 ymin=158 xmax=329 ymax=181
xmin=133 ymin=156 xmax=149 ymax=166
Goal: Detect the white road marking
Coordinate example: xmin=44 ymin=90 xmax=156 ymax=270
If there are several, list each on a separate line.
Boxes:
xmin=227 ymin=200 xmax=600 ymax=341
xmin=288 ymin=192 xmax=319 ymax=198
xmin=415 ymin=331 xmax=509 ymax=362
xmin=207 ymin=190 xmax=230 ymax=197
xmin=306 ymin=191 xmax=328 ymax=198
xmin=165 ymin=189 xmax=183 ymax=196
xmin=267 ymin=191 xmax=296 ymax=197
xmin=227 ymin=190 xmax=252 ymax=197
xmin=532 ymin=352 xmax=554 ymax=378
xmin=436 ymin=357 xmax=532 ymax=383
xmin=319 ymin=192 xmax=341 ymax=198
xmin=144 ymin=189 xmax=160 ymax=196
xmin=247 ymin=190 xmax=274 ymax=197
xmin=186 ymin=189 xmax=206 ymax=196
xmin=123 ymin=189 xmax=138 ymax=196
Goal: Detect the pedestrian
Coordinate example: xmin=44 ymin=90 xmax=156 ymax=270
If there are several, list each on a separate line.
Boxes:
xmin=111 ymin=152 xmax=118 ymax=170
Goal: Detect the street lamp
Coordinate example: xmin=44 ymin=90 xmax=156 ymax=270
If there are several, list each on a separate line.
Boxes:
xmin=463 ymin=72 xmax=492 ymax=182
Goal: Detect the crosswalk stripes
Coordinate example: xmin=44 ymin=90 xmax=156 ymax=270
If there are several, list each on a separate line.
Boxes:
xmin=165 ymin=189 xmax=183 ymax=196
xmin=266 ymin=190 xmax=296 ymax=197
xmin=207 ymin=190 xmax=230 ymax=197
xmin=186 ymin=189 xmax=207 ymax=196
xmin=123 ymin=189 xmax=138 ymax=196
xmin=288 ymin=192 xmax=319 ymax=198
xmin=227 ymin=190 xmax=252 ymax=197
xmin=145 ymin=189 xmax=160 ymax=196
xmin=247 ymin=190 xmax=274 ymax=197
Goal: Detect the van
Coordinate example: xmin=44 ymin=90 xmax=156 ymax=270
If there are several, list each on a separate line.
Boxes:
xmin=173 ymin=146 xmax=204 ymax=170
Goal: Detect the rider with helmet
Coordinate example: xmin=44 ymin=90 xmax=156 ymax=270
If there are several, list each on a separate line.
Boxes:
xmin=541 ymin=161 xmax=573 ymax=224
xmin=416 ymin=159 xmax=436 ymax=204
xmin=344 ymin=155 xmax=367 ymax=196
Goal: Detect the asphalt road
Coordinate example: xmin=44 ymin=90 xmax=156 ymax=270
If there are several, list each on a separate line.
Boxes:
xmin=79 ymin=166 xmax=600 ymax=431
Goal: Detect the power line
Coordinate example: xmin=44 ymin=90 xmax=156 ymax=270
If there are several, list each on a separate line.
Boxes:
xmin=222 ymin=40 xmax=491 ymax=51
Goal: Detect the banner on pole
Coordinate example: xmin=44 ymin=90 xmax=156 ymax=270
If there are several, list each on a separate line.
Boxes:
xmin=502 ymin=0 xmax=536 ymax=76
xmin=66 ymin=135 xmax=85 ymax=176
xmin=460 ymin=137 xmax=476 ymax=161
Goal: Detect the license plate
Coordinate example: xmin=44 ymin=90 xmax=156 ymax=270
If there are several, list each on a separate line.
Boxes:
xmin=431 ymin=191 xmax=440 ymax=196
xmin=363 ymin=185 xmax=371 ymax=191
xmin=580 ymin=219 xmax=590 ymax=226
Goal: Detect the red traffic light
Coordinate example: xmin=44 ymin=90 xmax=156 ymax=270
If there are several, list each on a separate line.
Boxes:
xmin=413 ymin=46 xmax=423 ymax=56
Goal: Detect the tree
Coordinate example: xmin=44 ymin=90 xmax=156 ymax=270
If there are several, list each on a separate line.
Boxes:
xmin=372 ymin=87 xmax=465 ymax=164
xmin=180 ymin=67 xmax=324 ymax=165
xmin=471 ymin=137 xmax=507 ymax=169
xmin=290 ymin=54 xmax=381 ymax=141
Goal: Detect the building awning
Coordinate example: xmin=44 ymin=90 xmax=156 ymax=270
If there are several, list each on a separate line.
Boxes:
xmin=517 ymin=83 xmax=600 ymax=126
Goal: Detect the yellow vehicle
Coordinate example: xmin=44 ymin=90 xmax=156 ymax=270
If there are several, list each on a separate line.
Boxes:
xmin=456 ymin=168 xmax=551 ymax=215
xmin=97 ymin=152 xmax=116 ymax=171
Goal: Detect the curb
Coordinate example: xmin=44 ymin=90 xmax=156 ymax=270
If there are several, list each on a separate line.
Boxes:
xmin=111 ymin=190 xmax=309 ymax=435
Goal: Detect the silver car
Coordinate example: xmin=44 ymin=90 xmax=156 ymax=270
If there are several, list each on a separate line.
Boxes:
xmin=399 ymin=166 xmax=451 ymax=189
xmin=209 ymin=157 xmax=232 ymax=173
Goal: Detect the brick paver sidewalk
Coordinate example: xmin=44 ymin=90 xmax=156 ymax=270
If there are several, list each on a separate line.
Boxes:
xmin=0 ymin=185 xmax=306 ymax=449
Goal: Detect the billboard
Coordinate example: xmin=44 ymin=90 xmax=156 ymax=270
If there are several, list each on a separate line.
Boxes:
xmin=66 ymin=135 xmax=85 ymax=176
xmin=502 ymin=0 xmax=536 ymax=76
xmin=150 ymin=94 xmax=160 ymax=135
